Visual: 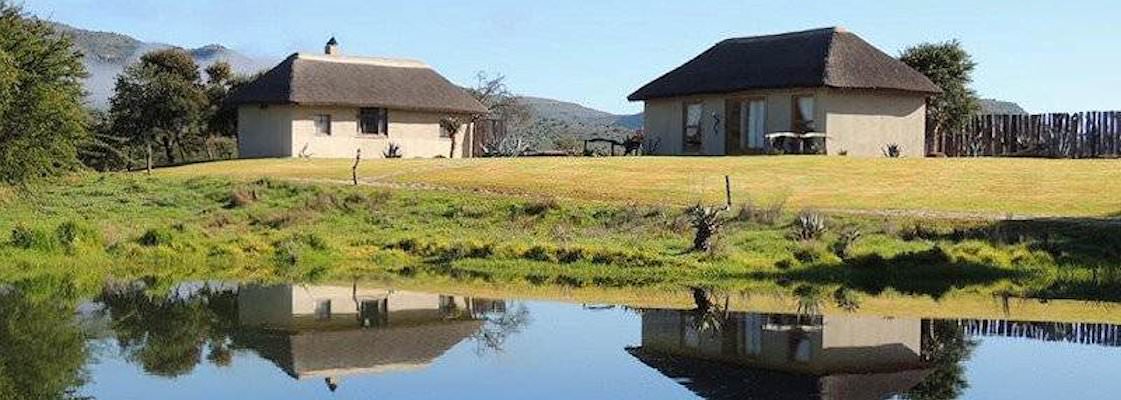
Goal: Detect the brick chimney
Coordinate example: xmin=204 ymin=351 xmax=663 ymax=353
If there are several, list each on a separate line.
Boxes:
xmin=325 ymin=37 xmax=340 ymax=56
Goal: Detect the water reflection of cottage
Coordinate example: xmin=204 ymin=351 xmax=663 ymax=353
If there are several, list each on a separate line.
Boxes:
xmin=235 ymin=285 xmax=501 ymax=384
xmin=628 ymin=310 xmax=931 ymax=400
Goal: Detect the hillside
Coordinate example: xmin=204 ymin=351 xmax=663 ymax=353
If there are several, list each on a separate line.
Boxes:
xmin=48 ymin=21 xmax=267 ymax=108
xmin=48 ymin=20 xmax=643 ymax=148
xmin=517 ymin=96 xmax=642 ymax=151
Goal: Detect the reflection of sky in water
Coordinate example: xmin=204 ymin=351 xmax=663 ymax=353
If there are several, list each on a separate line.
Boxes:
xmin=73 ymin=285 xmax=1121 ymax=400
xmin=81 ymin=302 xmax=693 ymax=400
xmin=963 ymin=338 xmax=1121 ymax=399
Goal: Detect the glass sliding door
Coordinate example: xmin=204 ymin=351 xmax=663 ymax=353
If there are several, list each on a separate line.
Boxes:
xmin=740 ymin=99 xmax=766 ymax=151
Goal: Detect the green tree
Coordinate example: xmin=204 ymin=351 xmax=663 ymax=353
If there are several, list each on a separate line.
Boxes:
xmin=900 ymin=41 xmax=980 ymax=155
xmin=0 ymin=283 xmax=89 ymax=400
xmin=109 ymin=48 xmax=207 ymax=172
xmin=201 ymin=62 xmax=240 ymax=160
xmin=77 ymin=109 xmax=132 ymax=171
xmin=99 ymin=283 xmax=239 ymax=377
xmin=0 ymin=1 xmax=88 ymax=185
xmin=903 ymin=320 xmax=976 ymax=400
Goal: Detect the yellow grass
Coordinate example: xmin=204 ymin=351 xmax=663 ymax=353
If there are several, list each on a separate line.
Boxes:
xmin=157 ymin=156 xmax=1121 ymax=217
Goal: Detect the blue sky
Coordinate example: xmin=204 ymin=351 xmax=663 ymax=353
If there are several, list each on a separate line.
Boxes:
xmin=25 ymin=0 xmax=1121 ymax=114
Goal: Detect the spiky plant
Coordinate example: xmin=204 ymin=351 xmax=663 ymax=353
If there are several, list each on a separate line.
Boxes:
xmin=831 ymin=226 xmax=863 ymax=259
xmin=882 ymin=143 xmax=903 ymax=158
xmin=383 ymin=142 xmax=403 ymax=158
xmin=793 ymin=210 xmax=827 ymax=241
xmin=687 ymin=205 xmax=725 ymax=252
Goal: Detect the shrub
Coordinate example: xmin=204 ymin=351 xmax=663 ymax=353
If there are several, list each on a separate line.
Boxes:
xmin=882 ymin=143 xmax=903 ymax=158
xmin=793 ymin=245 xmax=825 ymax=264
xmin=256 ymin=209 xmax=315 ymax=229
xmin=53 ymin=221 xmax=97 ymax=251
xmin=383 ymin=143 xmax=403 ymax=158
xmin=521 ymin=198 xmax=560 ymax=217
xmin=831 ymin=226 xmax=863 ymax=259
xmin=10 ymin=225 xmax=52 ymax=250
xmin=899 ymin=222 xmax=940 ymax=241
xmin=774 ymin=259 xmax=795 ymax=270
xmin=832 ymin=287 xmax=861 ymax=311
xmin=793 ymin=210 xmax=827 ymax=241
xmin=735 ymin=199 xmax=785 ymax=226
xmin=55 ymin=221 xmax=80 ymax=248
xmin=227 ymin=187 xmax=258 ymax=208
xmin=687 ymin=205 xmax=725 ymax=252
xmin=523 ymin=245 xmax=556 ymax=262
xmin=273 ymin=241 xmax=299 ymax=267
xmin=138 ymin=227 xmax=173 ymax=247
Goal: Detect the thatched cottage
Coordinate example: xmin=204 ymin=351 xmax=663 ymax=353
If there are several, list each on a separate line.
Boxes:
xmin=228 ymin=38 xmax=487 ymax=159
xmin=236 ymin=284 xmax=500 ymax=391
xmin=629 ymin=27 xmax=941 ymax=157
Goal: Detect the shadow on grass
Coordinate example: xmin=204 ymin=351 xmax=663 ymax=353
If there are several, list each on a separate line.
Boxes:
xmin=925 ymin=217 xmax=1121 ymax=267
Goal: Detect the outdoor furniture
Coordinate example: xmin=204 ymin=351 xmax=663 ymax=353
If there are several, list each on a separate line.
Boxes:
xmin=584 ymin=137 xmax=644 ymax=156
xmin=765 ymin=132 xmax=830 ymax=154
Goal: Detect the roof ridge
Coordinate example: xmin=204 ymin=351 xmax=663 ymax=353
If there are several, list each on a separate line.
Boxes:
xmin=283 ymin=53 xmax=299 ymax=102
xmin=295 ymin=53 xmax=431 ymax=69
xmin=722 ymin=27 xmax=838 ymax=43
xmin=820 ymin=29 xmax=841 ymax=87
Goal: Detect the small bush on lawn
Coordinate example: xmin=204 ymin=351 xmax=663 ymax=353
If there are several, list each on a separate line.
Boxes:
xmin=10 ymin=225 xmax=54 ymax=250
xmin=138 ymin=228 xmax=173 ymax=247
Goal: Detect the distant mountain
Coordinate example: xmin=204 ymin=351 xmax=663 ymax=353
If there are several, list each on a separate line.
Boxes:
xmin=516 ymin=96 xmax=643 ymax=150
xmin=47 ymin=21 xmax=268 ymax=108
xmin=48 ymin=21 xmax=643 ymax=150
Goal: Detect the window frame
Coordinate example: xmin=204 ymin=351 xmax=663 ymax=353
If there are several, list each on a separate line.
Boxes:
xmin=312 ymin=114 xmax=332 ymax=136
xmin=682 ymin=101 xmax=704 ymax=153
xmin=358 ymin=107 xmax=389 ymax=136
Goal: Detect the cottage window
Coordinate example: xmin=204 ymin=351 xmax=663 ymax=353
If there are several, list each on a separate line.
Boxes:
xmin=793 ymin=96 xmax=815 ymax=133
xmin=359 ymin=108 xmax=389 ymax=135
xmin=313 ymin=114 xmax=332 ymax=135
xmin=683 ymin=102 xmax=703 ymax=153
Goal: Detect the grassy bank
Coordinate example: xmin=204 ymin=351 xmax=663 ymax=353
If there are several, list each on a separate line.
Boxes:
xmin=2 ymin=172 xmax=1120 ymax=303
xmin=156 ymin=157 xmax=1121 ymax=217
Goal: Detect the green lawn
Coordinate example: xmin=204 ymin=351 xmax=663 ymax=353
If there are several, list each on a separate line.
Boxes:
xmin=156 ymin=157 xmax=1121 ymax=217
xmin=3 ymin=172 xmax=1121 ymax=304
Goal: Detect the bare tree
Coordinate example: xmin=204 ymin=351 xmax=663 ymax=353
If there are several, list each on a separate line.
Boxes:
xmin=465 ymin=72 xmax=533 ymax=157
xmin=439 ymin=116 xmax=466 ymax=158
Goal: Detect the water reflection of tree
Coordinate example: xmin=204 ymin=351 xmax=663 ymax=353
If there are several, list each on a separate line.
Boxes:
xmin=0 ymin=282 xmax=89 ymax=400
xmin=98 ymin=282 xmax=239 ymax=377
xmin=470 ymin=304 xmax=531 ymax=355
xmin=903 ymin=320 xmax=976 ymax=400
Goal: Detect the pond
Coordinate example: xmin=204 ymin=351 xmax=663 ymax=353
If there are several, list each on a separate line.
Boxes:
xmin=3 ymin=280 xmax=1121 ymax=399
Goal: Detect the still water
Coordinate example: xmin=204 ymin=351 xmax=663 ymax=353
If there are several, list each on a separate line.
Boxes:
xmin=8 ymin=281 xmax=1121 ymax=399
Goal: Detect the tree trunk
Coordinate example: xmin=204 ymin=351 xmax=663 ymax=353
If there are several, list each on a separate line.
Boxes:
xmin=448 ymin=133 xmax=458 ymax=159
xmin=145 ymin=142 xmax=153 ymax=175
xmin=351 ymin=149 xmax=361 ymax=185
xmin=176 ymin=132 xmax=188 ymax=164
xmin=161 ymin=136 xmax=176 ymax=165
xmin=205 ymin=135 xmax=215 ymax=160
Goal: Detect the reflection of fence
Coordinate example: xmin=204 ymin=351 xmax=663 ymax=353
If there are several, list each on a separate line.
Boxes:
xmin=952 ymin=319 xmax=1121 ymax=347
xmin=937 ymin=112 xmax=1121 ymax=158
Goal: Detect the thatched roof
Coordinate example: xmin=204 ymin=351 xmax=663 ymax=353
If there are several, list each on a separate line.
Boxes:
xmin=627 ymin=347 xmax=931 ymax=400
xmin=628 ymin=27 xmax=941 ymax=101
xmin=228 ymin=53 xmax=488 ymax=114
xmin=239 ymin=320 xmax=483 ymax=380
